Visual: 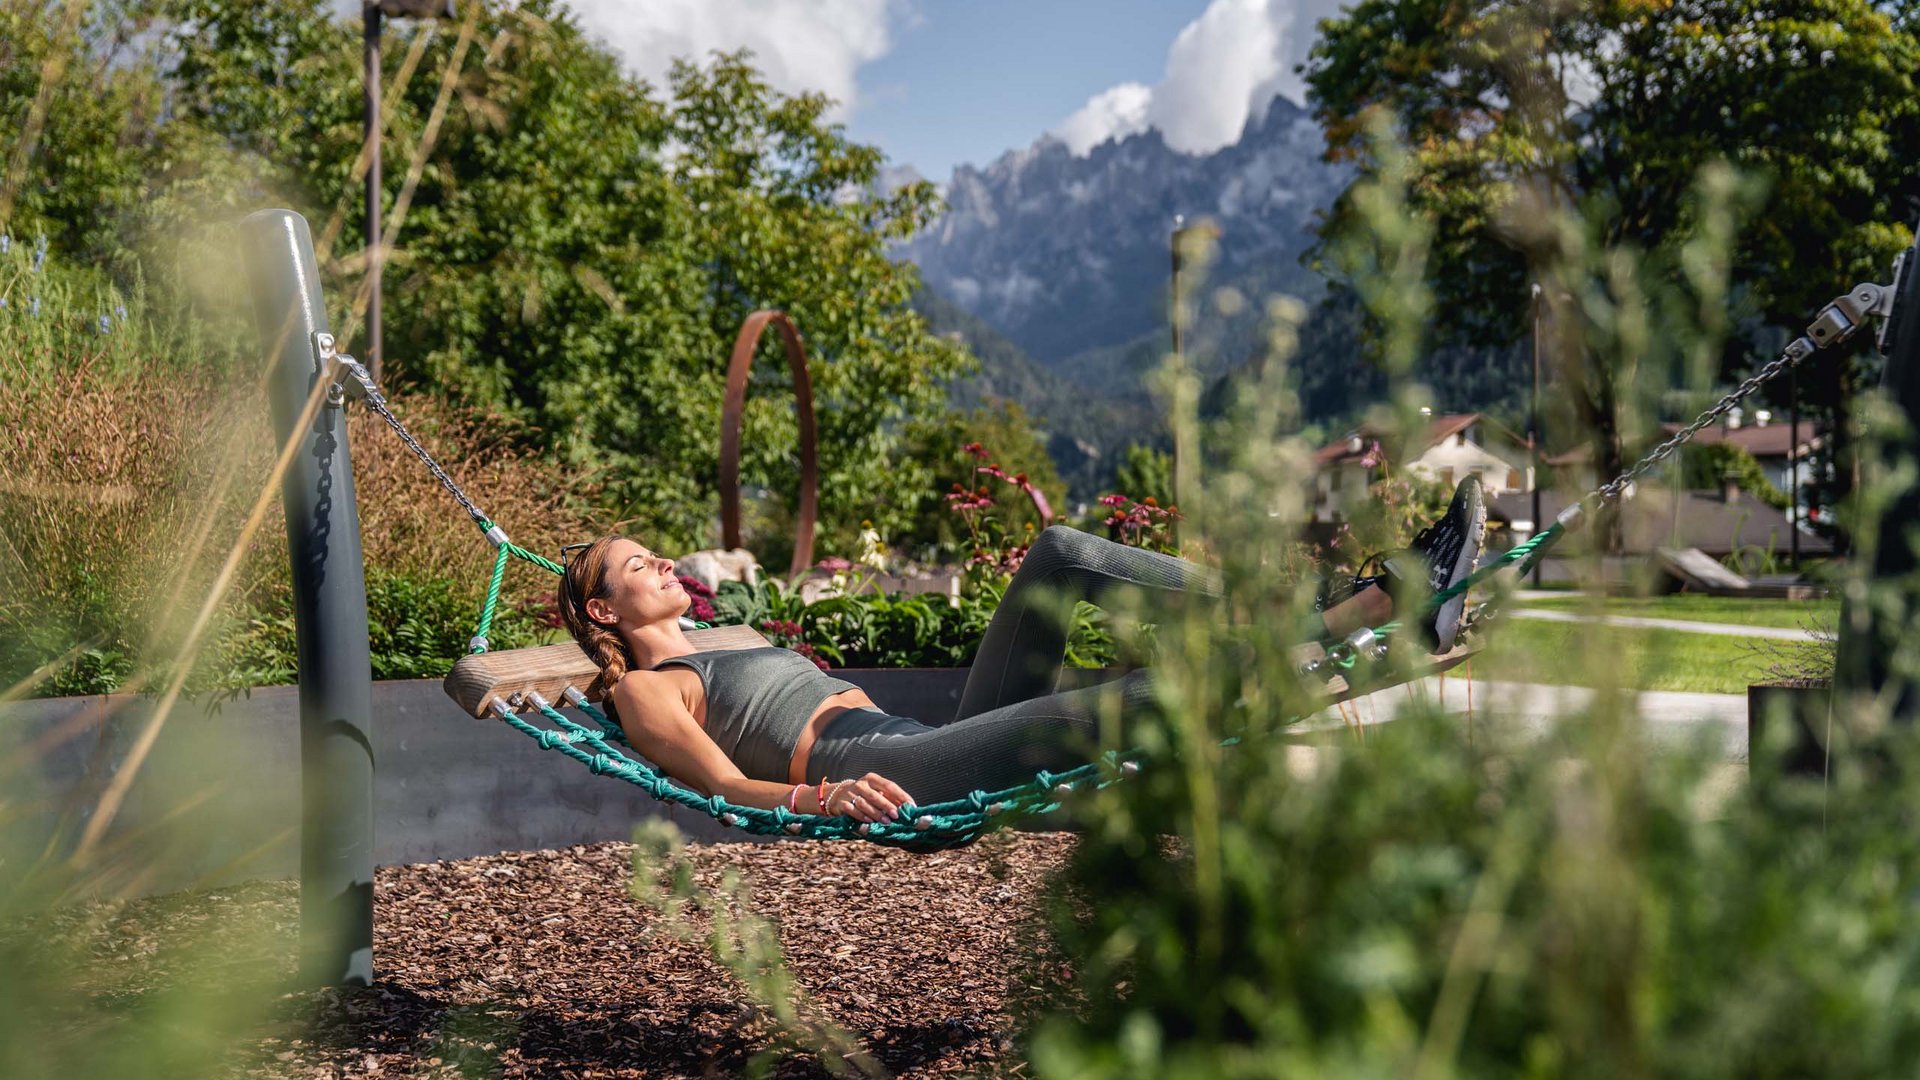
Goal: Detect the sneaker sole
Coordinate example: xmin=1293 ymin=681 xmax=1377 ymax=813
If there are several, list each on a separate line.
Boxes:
xmin=1430 ymin=495 xmax=1488 ymax=652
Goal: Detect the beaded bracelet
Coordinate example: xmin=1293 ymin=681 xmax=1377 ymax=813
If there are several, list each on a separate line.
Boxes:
xmin=824 ymin=780 xmax=852 ymax=815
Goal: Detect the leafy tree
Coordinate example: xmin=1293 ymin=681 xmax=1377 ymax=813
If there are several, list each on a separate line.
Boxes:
xmin=1114 ymin=443 xmax=1175 ymax=507
xmin=0 ymin=2 xmax=166 ymax=265
xmin=1307 ymin=0 xmax=1920 ymax=345
xmin=1303 ymin=0 xmax=1920 ymax=515
xmin=23 ymin=0 xmax=968 ymax=559
xmin=651 ymin=53 xmax=969 ymax=552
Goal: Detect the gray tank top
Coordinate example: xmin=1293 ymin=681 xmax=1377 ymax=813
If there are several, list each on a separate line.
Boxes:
xmin=651 ymin=647 xmax=862 ymax=782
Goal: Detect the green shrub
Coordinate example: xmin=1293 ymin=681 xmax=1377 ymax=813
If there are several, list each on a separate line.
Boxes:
xmin=1679 ymin=441 xmax=1789 ymax=508
xmin=204 ymin=568 xmax=558 ymax=696
xmin=709 ymin=575 xmax=1127 ymax=669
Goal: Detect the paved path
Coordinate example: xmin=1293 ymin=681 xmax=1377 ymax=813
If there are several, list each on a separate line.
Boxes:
xmin=1302 ymin=677 xmax=1750 ymax=761
xmin=1505 ymin=607 xmax=1818 ymax=640
xmin=1507 ymin=587 xmax=1823 ymax=638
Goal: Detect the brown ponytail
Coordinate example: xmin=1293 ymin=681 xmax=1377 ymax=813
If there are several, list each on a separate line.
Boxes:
xmin=560 ymin=535 xmax=637 ymax=705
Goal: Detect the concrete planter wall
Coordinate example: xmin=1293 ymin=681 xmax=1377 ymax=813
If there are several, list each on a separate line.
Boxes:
xmin=10 ymin=666 xmax=1123 ymax=900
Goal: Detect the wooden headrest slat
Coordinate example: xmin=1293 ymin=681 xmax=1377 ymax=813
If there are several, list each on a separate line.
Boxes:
xmin=443 ymin=624 xmax=771 ymax=718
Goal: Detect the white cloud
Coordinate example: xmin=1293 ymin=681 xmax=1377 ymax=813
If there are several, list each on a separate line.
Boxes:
xmin=1055 ymin=82 xmax=1153 ymax=155
xmin=564 ymin=0 xmax=907 ymax=120
xmin=1052 ymin=0 xmax=1351 ymax=157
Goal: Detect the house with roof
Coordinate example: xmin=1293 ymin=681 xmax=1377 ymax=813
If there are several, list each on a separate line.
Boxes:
xmin=1542 ymin=407 xmax=1828 ymax=529
xmin=1659 ymin=407 xmax=1826 ymax=503
xmin=1488 ymin=484 xmax=1833 ymax=562
xmin=1312 ymin=411 xmax=1532 ymax=524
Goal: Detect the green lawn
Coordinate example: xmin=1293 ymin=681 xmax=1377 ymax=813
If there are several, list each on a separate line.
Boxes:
xmin=1518 ymin=592 xmax=1839 ymax=630
xmin=1470 ymin=620 xmax=1791 ymax=694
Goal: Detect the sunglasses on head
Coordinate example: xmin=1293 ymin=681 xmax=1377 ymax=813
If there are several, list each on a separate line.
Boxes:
xmin=560 ymin=541 xmax=592 ymax=566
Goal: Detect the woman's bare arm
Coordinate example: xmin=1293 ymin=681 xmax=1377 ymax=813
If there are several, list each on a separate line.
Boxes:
xmin=610 ymin=674 xmax=912 ymax=822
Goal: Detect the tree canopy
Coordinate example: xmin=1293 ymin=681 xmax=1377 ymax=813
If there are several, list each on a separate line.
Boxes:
xmin=6 ymin=0 xmax=970 ymax=557
xmin=1305 ymin=0 xmax=1920 ymax=350
xmin=1303 ymin=0 xmax=1920 ymax=512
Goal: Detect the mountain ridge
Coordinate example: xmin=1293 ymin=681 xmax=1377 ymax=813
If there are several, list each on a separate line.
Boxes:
xmin=899 ymin=94 xmax=1349 ymax=376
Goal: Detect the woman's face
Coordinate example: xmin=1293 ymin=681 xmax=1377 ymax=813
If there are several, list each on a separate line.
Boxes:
xmin=584 ymin=538 xmax=690 ymax=632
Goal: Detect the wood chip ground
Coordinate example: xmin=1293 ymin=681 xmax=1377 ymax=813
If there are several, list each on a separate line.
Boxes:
xmin=39 ymin=832 xmax=1083 ymax=1078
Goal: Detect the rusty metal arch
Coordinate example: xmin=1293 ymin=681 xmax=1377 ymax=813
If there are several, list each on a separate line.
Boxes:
xmin=719 ymin=310 xmax=818 ymax=577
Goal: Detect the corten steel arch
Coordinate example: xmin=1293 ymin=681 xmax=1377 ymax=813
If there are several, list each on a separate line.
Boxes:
xmin=719 ymin=310 xmax=819 ymax=577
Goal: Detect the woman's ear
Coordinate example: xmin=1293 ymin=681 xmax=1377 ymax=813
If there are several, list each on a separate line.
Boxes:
xmin=585 ymin=597 xmax=617 ymax=627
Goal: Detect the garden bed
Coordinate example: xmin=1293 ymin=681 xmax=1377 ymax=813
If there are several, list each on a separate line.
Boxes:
xmin=46 ymin=833 xmax=1078 ymax=1078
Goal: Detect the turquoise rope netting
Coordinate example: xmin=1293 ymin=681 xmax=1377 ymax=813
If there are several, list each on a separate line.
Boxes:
xmin=502 ymin=690 xmax=1142 ymax=850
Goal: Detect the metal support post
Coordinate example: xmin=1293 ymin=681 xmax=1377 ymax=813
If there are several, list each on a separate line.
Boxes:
xmin=1837 ymin=240 xmax=1920 ymax=723
xmin=242 ymin=209 xmax=377 ymax=986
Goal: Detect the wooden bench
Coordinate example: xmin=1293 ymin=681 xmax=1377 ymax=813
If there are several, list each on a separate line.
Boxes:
xmin=443 ymin=625 xmax=771 ymax=718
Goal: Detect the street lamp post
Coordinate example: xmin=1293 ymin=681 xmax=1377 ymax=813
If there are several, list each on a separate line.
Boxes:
xmin=1530 ymin=283 xmax=1544 ymax=587
xmin=1790 ymin=363 xmax=1801 ymax=571
xmin=363 ymin=0 xmax=455 ymax=386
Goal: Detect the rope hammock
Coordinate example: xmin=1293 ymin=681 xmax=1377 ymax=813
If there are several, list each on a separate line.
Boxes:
xmin=323 ymin=285 xmax=1892 ymax=850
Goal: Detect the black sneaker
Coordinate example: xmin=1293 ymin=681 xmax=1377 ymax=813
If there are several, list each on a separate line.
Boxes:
xmin=1384 ymin=476 xmax=1487 ymax=651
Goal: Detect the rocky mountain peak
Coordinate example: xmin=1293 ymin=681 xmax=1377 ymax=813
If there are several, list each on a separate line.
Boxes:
xmin=899 ymin=93 xmax=1348 ymax=369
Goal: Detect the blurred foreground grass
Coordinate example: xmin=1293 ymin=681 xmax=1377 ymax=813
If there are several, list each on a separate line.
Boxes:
xmin=0 ymin=876 xmax=297 ymax=1079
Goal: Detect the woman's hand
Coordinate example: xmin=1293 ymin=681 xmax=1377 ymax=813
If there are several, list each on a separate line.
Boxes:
xmin=823 ymin=772 xmax=915 ymax=823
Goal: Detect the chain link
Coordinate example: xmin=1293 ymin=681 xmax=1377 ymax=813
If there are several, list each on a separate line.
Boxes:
xmin=1592 ymin=335 xmax=1818 ymax=505
xmin=328 ymin=349 xmax=495 ymax=534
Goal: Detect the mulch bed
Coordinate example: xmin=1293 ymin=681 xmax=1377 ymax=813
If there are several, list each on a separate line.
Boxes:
xmin=55 ymin=831 xmax=1083 ymax=1078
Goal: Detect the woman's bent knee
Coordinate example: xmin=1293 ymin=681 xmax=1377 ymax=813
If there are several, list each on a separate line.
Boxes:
xmin=1027 ymin=524 xmax=1101 ymax=567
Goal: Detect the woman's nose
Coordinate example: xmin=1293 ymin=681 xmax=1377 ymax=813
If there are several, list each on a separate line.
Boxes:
xmin=660 ymin=557 xmax=675 ymax=574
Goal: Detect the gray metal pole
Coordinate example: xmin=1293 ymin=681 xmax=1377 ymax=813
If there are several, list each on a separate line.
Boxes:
xmin=242 ymin=209 xmax=376 ymax=987
xmin=364 ymin=3 xmax=384 ymax=386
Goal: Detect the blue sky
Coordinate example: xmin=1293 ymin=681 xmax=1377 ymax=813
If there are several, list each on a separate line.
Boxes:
xmin=842 ymin=0 xmax=1212 ymax=178
xmin=565 ymin=0 xmax=1348 ymax=181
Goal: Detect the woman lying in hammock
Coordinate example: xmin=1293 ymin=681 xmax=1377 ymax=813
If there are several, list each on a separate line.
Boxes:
xmin=559 ymin=477 xmax=1487 ymax=825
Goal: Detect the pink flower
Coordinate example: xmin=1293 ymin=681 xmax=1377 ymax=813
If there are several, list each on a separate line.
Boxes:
xmin=1028 ymin=488 xmax=1054 ymax=521
xmin=677 ymin=580 xmax=717 ymax=623
xmin=816 ymin=556 xmax=853 ymax=572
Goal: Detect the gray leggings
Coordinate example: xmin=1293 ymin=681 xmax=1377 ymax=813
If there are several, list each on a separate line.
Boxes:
xmin=804 ymin=525 xmax=1223 ymax=804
